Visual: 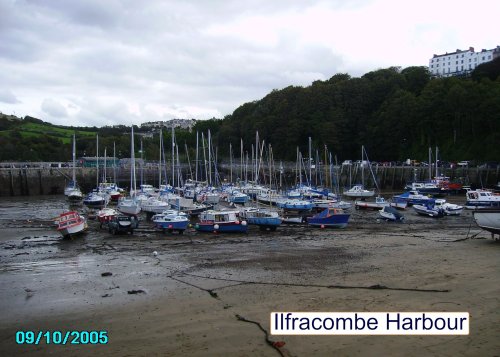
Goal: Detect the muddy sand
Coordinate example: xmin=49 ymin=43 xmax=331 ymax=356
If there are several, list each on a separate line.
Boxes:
xmin=0 ymin=206 xmax=499 ymax=356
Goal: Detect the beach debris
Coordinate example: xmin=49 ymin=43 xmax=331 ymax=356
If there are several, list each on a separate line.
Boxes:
xmin=153 ymin=251 xmax=158 ymax=256
xmin=24 ymin=288 xmax=35 ymax=299
xmin=127 ymin=289 xmax=146 ymax=294
xmin=101 ymin=294 xmax=112 ymax=298
xmin=101 ymin=272 xmax=113 ymax=277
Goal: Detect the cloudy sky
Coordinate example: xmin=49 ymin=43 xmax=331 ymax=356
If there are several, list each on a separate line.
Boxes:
xmin=1 ymin=0 xmax=499 ymax=127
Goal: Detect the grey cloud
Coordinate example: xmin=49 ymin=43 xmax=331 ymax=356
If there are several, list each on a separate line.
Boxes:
xmin=41 ymin=98 xmax=68 ymax=118
xmin=0 ymin=89 xmax=21 ymax=104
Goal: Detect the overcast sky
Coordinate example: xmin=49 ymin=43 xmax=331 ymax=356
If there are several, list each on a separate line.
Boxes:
xmin=1 ymin=0 xmax=499 ymax=127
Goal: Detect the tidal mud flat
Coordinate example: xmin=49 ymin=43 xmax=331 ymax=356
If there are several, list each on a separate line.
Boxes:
xmin=0 ymin=196 xmax=499 ymax=356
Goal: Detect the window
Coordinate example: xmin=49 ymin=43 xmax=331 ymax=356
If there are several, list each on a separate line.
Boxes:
xmin=482 ymin=56 xmax=485 ymax=60
xmin=461 ymin=54 xmax=464 ymax=57
xmin=431 ymin=65 xmax=434 ymax=68
xmin=469 ymin=59 xmax=471 ymax=62
xmin=469 ymin=64 xmax=472 ymax=69
xmin=456 ymin=61 xmax=458 ymax=64
xmin=488 ymin=55 xmax=491 ymax=59
xmin=448 ymin=62 xmax=450 ymax=65
xmin=475 ymin=58 xmax=477 ymax=61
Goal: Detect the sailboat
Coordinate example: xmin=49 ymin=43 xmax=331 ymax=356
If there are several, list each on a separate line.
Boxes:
xmin=65 ymin=134 xmax=83 ymax=202
xmin=83 ymin=134 xmax=108 ymax=208
xmin=344 ymin=146 xmax=375 ymax=198
xmin=117 ymin=126 xmax=141 ymax=216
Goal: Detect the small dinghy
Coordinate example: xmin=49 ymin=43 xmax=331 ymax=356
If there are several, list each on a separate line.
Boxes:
xmin=413 ymin=201 xmax=445 ymax=218
xmin=379 ymin=206 xmax=404 ymax=222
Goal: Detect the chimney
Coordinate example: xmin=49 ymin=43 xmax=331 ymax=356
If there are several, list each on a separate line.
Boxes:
xmin=469 ymin=47 xmax=474 ymax=52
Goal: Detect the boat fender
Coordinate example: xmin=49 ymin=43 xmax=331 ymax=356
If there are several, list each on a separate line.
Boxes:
xmin=241 ymin=220 xmax=247 ymax=226
xmin=214 ymin=224 xmax=220 ymax=230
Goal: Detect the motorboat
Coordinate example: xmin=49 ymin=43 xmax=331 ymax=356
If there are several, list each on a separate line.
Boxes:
xmin=344 ymin=184 xmax=375 ymax=198
xmin=195 ymin=210 xmax=248 ymax=233
xmin=240 ymin=207 xmax=282 ymax=231
xmin=472 ymin=208 xmax=500 ymax=237
xmin=413 ymin=202 xmax=444 ymax=218
xmin=434 ymin=199 xmax=463 ymax=216
xmin=355 ymin=196 xmax=388 ymax=210
xmin=152 ymin=210 xmax=189 ymax=233
xmin=379 ymin=206 xmax=404 ymax=222
xmin=306 ymin=207 xmax=350 ymax=228
xmin=465 ymin=189 xmax=500 ymax=209
xmin=56 ymin=211 xmax=87 ymax=238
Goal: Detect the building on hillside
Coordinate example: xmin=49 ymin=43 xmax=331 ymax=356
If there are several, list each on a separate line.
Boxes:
xmin=140 ymin=119 xmax=196 ymax=131
xmin=428 ymin=45 xmax=500 ymax=77
xmin=429 ymin=45 xmax=500 ymax=77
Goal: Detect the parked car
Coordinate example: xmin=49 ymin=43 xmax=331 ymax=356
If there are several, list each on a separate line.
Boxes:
xmin=342 ymin=160 xmax=352 ymax=166
xmin=108 ymin=215 xmax=139 ymax=235
xmin=457 ymin=161 xmax=470 ymax=167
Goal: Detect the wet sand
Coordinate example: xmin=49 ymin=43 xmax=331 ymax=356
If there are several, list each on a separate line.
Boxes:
xmin=0 ymin=197 xmax=499 ymax=356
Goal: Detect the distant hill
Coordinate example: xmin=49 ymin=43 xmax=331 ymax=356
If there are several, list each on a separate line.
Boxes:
xmin=2 ymin=63 xmax=500 ymax=163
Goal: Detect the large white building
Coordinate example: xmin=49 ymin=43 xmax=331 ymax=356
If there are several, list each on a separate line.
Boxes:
xmin=429 ymin=45 xmax=500 ymax=77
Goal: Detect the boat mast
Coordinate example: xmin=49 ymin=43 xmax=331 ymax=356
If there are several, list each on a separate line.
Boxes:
xmin=96 ymin=134 xmax=99 ymax=188
xmin=255 ymin=131 xmax=259 ymax=183
xmin=361 ymin=145 xmax=364 ymax=187
xmin=113 ymin=141 xmax=117 ymax=184
xmin=428 ymin=146 xmax=432 ymax=181
xmin=131 ymin=126 xmax=136 ymax=197
xmin=230 ymin=142 xmax=233 ymax=184
xmin=240 ymin=138 xmax=243 ymax=183
xmin=185 ymin=143 xmax=193 ymax=181
xmin=103 ymin=147 xmax=107 ymax=183
xmin=140 ymin=138 xmax=144 ymax=187
xmin=309 ymin=137 xmax=312 ymax=187
xmin=195 ymin=131 xmax=199 ymax=182
xmin=201 ymin=132 xmax=207 ymax=182
xmin=159 ymin=129 xmax=162 ymax=187
xmin=72 ymin=134 xmax=76 ymax=184
xmin=436 ymin=146 xmax=439 ymax=177
xmin=171 ymin=127 xmax=175 ymax=187
xmin=208 ymin=129 xmax=212 ymax=186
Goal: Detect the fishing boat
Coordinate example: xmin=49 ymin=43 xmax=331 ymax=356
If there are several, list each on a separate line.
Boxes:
xmin=306 ymin=207 xmax=350 ymax=228
xmin=344 ymin=184 xmax=375 ymax=198
xmin=465 ymin=189 xmax=500 ymax=209
xmin=355 ymin=196 xmax=388 ymax=210
xmin=195 ymin=210 xmax=248 ymax=233
xmin=240 ymin=207 xmax=282 ymax=231
xmin=379 ymin=206 xmax=404 ymax=222
xmin=56 ymin=211 xmax=87 ymax=238
xmin=413 ymin=201 xmax=444 ymax=218
xmin=433 ymin=199 xmax=463 ymax=216
xmin=152 ymin=210 xmax=189 ymax=233
xmin=472 ymin=208 xmax=500 ymax=237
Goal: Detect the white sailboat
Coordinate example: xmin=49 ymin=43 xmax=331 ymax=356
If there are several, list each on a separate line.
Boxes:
xmin=117 ymin=126 xmax=141 ymax=215
xmin=65 ymin=134 xmax=83 ymax=202
xmin=344 ymin=145 xmax=375 ymax=198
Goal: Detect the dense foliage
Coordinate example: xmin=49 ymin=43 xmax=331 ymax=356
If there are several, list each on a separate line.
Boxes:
xmin=1 ymin=64 xmax=499 ymax=163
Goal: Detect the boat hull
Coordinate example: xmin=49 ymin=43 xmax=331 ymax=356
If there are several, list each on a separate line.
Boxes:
xmin=195 ymin=221 xmax=248 ymax=233
xmin=473 ymin=209 xmax=500 ymax=234
xmin=307 ymin=214 xmax=350 ymax=228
